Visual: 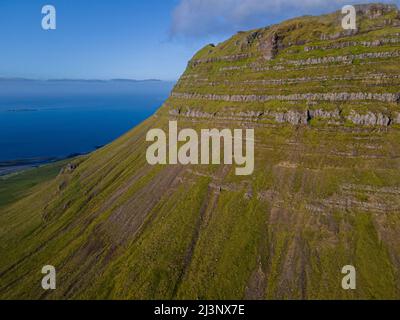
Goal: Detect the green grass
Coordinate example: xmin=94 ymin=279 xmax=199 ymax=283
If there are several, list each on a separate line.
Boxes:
xmin=0 ymin=159 xmax=71 ymax=209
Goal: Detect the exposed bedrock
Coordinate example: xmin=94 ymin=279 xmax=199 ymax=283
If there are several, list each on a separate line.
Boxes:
xmin=171 ymin=92 xmax=400 ymax=103
xmin=169 ymin=108 xmax=400 ymax=127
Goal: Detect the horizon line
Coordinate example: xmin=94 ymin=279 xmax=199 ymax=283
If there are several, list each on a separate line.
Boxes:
xmin=0 ymin=77 xmax=177 ymax=82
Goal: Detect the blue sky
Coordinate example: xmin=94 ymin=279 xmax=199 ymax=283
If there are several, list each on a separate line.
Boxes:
xmin=0 ymin=0 xmax=398 ymax=80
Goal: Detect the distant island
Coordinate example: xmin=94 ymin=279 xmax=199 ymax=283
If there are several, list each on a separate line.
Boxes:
xmin=6 ymin=108 xmax=38 ymax=112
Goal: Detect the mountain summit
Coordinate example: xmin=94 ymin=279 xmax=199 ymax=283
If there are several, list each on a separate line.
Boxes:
xmin=1 ymin=3 xmax=400 ymax=299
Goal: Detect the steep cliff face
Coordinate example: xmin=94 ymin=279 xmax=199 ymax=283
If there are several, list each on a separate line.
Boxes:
xmin=1 ymin=4 xmax=400 ymax=300
xmin=170 ymin=3 xmax=400 ymax=127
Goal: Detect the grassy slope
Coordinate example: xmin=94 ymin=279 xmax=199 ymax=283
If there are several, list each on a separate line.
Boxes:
xmin=1 ymin=4 xmax=400 ymax=299
xmin=0 ymin=160 xmax=71 ymax=208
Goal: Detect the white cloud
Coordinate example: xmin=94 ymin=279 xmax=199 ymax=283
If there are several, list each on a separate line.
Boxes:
xmin=171 ymin=0 xmax=398 ymax=39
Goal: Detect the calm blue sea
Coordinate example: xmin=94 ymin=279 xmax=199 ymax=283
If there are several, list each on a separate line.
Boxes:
xmin=0 ymin=80 xmax=174 ymax=162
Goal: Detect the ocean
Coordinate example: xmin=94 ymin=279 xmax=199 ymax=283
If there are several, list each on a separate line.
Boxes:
xmin=0 ymin=80 xmax=175 ymax=165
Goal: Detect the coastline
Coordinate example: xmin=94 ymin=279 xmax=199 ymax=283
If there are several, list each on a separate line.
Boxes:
xmin=0 ymin=151 xmax=92 ymax=177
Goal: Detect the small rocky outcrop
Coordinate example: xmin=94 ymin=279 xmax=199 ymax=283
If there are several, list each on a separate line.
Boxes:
xmin=347 ymin=111 xmax=391 ymax=126
xmin=60 ymin=163 xmax=78 ymax=174
xmin=189 ymin=53 xmax=252 ymax=67
xmin=273 ymin=110 xmax=309 ymax=125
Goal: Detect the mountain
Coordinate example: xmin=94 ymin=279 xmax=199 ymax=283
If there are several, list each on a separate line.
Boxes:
xmin=1 ymin=3 xmax=400 ymax=299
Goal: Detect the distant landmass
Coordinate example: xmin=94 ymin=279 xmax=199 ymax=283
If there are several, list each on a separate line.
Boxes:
xmin=5 ymin=108 xmax=38 ymax=112
xmin=0 ymin=77 xmax=175 ymax=101
xmin=0 ymin=78 xmax=163 ymax=83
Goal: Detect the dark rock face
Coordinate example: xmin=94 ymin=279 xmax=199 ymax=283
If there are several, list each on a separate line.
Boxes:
xmin=260 ymin=32 xmax=279 ymax=60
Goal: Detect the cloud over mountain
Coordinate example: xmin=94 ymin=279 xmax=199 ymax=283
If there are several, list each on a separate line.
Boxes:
xmin=170 ymin=0 xmax=399 ymax=39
